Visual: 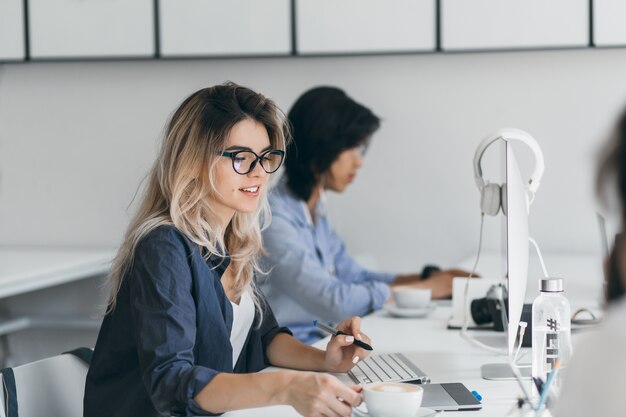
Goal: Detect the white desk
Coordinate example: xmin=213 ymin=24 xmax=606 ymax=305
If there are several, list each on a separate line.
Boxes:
xmin=0 ymin=247 xmax=114 ymax=299
xmin=0 ymin=247 xmax=114 ymax=337
xmin=226 ymin=303 xmax=539 ymax=417
xmin=224 ymin=253 xmax=602 ymax=417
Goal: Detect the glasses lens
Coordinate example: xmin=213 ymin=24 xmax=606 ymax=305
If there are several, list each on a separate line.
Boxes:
xmin=260 ymin=150 xmax=284 ymax=173
xmin=354 ymin=143 xmax=368 ymax=157
xmin=232 ymin=151 xmax=257 ymax=174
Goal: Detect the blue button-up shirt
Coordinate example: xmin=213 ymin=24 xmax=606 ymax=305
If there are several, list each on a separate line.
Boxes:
xmin=260 ymin=179 xmax=396 ymax=343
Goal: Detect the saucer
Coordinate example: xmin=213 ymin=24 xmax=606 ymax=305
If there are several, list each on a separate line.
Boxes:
xmin=352 ymin=406 xmax=438 ymax=417
xmin=383 ymin=303 xmax=436 ymax=318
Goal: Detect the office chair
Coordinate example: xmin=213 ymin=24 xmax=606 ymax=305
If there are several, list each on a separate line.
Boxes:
xmin=0 ymin=348 xmax=92 ymax=417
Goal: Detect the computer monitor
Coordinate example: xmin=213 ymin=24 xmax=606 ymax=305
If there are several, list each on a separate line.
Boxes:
xmin=481 ymin=140 xmax=531 ymax=379
xmin=504 ymin=140 xmax=530 ymax=356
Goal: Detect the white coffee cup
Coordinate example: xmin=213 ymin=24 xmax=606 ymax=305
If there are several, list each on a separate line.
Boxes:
xmin=392 ymin=287 xmax=432 ymax=309
xmin=354 ymin=382 xmax=423 ymax=417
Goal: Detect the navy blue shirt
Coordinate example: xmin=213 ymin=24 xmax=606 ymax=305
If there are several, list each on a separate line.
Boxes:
xmin=84 ymin=226 xmax=290 ymax=417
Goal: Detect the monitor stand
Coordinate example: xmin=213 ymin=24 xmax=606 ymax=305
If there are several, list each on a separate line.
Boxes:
xmin=481 ymin=363 xmax=531 ymax=380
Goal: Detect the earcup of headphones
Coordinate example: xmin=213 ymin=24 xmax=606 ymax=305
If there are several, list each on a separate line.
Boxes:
xmin=481 ymin=183 xmax=502 ymax=216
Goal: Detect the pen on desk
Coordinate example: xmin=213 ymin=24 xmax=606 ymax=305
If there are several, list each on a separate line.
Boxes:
xmin=313 ymin=320 xmax=373 ymax=351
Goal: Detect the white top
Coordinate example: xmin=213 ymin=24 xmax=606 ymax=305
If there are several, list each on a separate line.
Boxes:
xmin=230 ymin=291 xmax=255 ymax=369
xmin=553 ymin=298 xmax=626 ymax=417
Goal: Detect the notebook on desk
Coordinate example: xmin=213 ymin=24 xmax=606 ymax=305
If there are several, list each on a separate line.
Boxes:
xmin=348 ymin=352 xmax=430 ymax=385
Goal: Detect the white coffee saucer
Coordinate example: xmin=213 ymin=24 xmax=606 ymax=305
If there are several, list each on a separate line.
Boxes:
xmin=383 ymin=303 xmax=437 ymax=318
xmin=352 ymin=405 xmax=439 ymax=417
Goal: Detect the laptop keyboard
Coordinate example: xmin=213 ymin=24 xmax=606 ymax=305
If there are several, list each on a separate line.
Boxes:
xmin=348 ymin=353 xmax=429 ymax=385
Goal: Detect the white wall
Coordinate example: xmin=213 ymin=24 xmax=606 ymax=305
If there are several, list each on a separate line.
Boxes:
xmin=1 ymin=49 xmax=624 ymax=275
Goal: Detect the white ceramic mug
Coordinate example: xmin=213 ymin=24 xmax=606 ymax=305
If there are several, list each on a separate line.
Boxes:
xmin=392 ymin=287 xmax=432 ymax=309
xmin=353 ymin=382 xmax=423 ymax=417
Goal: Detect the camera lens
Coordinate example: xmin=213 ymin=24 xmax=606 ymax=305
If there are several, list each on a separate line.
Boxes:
xmin=470 ymin=298 xmax=493 ymax=325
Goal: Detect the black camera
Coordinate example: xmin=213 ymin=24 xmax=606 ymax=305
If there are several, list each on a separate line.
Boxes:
xmin=470 ymin=283 xmax=533 ymax=346
xmin=470 ymin=284 xmax=508 ymax=331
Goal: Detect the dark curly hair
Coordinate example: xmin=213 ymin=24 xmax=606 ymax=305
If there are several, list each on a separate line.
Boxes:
xmin=285 ymin=86 xmax=381 ymax=201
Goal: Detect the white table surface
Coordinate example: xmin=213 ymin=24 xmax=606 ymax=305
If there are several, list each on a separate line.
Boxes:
xmin=0 ymin=246 xmax=115 ymax=299
xmin=223 ymin=252 xmax=603 ymax=417
xmin=226 ymin=302 xmax=555 ymax=417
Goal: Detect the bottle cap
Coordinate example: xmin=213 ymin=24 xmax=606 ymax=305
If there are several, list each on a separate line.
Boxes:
xmin=540 ymin=278 xmax=563 ymax=292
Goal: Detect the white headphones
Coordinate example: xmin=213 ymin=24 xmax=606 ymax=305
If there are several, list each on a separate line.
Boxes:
xmin=473 ymin=128 xmax=545 ymax=216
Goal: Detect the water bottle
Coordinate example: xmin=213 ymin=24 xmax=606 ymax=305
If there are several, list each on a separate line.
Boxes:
xmin=531 ymin=278 xmax=572 ymax=389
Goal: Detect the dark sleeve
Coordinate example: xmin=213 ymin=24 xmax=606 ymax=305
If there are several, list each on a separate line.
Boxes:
xmin=259 ymin=294 xmax=292 ymax=364
xmin=129 ymin=234 xmax=219 ymax=416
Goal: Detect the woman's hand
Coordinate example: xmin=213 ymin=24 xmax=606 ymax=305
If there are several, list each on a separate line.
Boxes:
xmin=323 ymin=316 xmax=371 ymax=373
xmin=284 ymin=371 xmax=362 ymax=417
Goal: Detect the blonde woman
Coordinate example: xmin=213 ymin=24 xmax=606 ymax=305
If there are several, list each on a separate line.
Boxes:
xmin=84 ymin=83 xmax=370 ymax=417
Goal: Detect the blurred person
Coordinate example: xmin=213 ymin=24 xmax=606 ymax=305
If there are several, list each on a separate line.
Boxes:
xmin=260 ymin=86 xmax=470 ymax=343
xmin=553 ymin=109 xmax=626 ymax=416
xmin=84 ymin=83 xmax=370 ymax=417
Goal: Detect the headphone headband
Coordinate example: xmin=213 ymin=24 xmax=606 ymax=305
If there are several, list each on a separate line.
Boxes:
xmin=473 ymin=127 xmax=545 ymax=195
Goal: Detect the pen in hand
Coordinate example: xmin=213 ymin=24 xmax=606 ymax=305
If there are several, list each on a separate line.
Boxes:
xmin=313 ymin=320 xmax=373 ymax=351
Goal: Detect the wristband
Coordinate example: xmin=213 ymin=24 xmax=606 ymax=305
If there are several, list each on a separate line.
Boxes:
xmin=420 ymin=264 xmax=441 ymax=280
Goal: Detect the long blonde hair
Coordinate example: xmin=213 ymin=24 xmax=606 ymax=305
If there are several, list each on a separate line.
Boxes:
xmin=107 ymin=82 xmax=289 ymax=317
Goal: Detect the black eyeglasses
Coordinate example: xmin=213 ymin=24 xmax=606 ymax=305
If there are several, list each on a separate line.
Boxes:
xmin=220 ymin=149 xmax=285 ymax=175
